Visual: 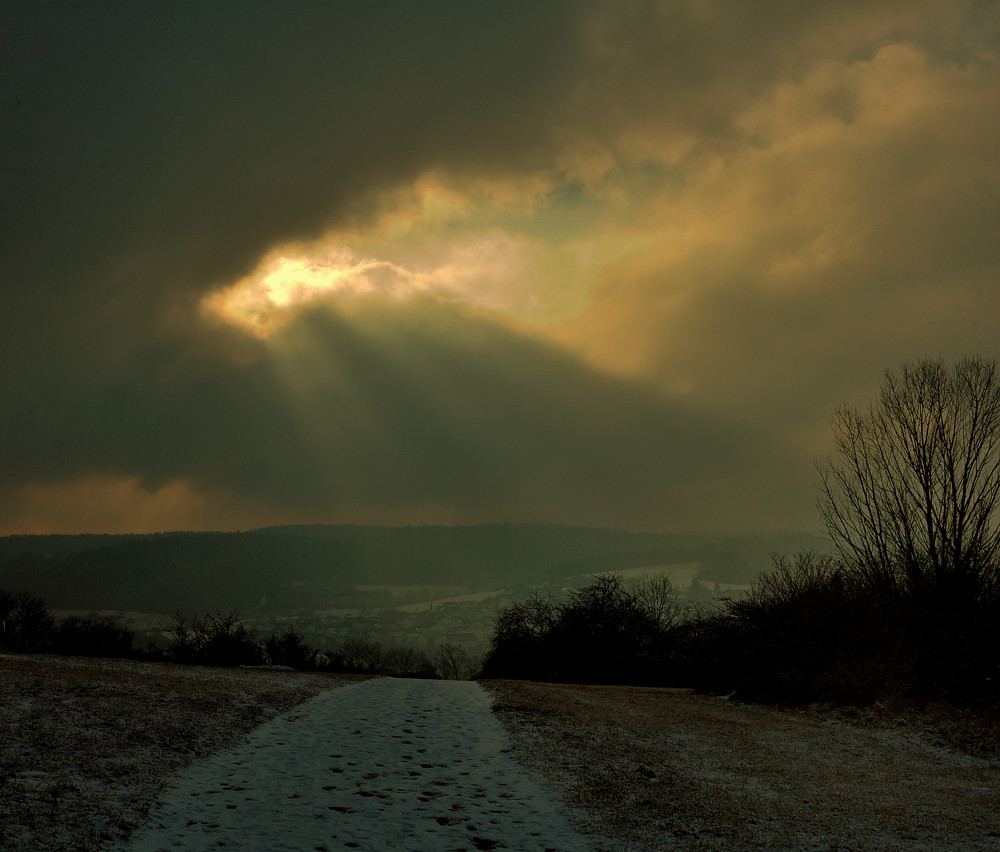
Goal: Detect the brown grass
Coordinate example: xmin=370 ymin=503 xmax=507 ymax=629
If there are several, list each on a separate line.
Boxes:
xmin=0 ymin=653 xmax=365 ymax=851
xmin=5 ymin=654 xmax=999 ymax=852
xmin=485 ymin=679 xmax=1000 ymax=851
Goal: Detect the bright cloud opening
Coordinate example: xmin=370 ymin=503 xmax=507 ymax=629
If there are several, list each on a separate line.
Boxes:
xmin=205 ymin=246 xmax=435 ymax=335
xmin=200 ymin=168 xmax=658 ymax=338
xmin=205 ymin=222 xmax=642 ymax=338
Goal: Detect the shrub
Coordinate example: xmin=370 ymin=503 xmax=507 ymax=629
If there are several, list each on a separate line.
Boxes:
xmin=547 ymin=574 xmax=665 ymax=684
xmin=0 ymin=589 xmax=138 ymax=659
xmin=480 ymin=592 xmax=558 ymax=680
xmin=481 ymin=574 xmax=684 ymax=685
xmin=1 ymin=591 xmax=54 ymax=653
xmin=264 ymin=626 xmax=317 ymax=670
xmin=434 ymin=642 xmax=478 ymax=680
xmin=683 ymin=547 xmax=1000 ymax=707
xmin=53 ymin=614 xmax=135 ymax=659
xmin=382 ymin=646 xmax=437 ymax=679
xmin=340 ymin=637 xmax=384 ymax=674
xmin=0 ymin=588 xmax=13 ymax=630
xmin=166 ymin=611 xmax=262 ymax=667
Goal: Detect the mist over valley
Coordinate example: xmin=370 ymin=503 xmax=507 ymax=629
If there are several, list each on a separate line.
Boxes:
xmin=0 ymin=523 xmax=824 ymax=658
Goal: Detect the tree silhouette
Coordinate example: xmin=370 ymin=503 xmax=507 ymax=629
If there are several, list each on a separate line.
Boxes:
xmin=815 ymin=356 xmax=1000 ymax=701
xmin=482 ymin=574 xmax=682 ymax=685
xmin=166 ymin=611 xmax=262 ymax=667
xmin=3 ymin=591 xmax=53 ymax=652
xmin=341 ymin=637 xmax=384 ymax=673
xmin=634 ymin=572 xmax=682 ymax=629
xmin=264 ymin=626 xmax=317 ymax=669
xmin=819 ymin=356 xmax=1000 ymax=608
xmin=381 ymin=646 xmax=436 ymax=678
xmin=434 ymin=641 xmax=474 ymax=680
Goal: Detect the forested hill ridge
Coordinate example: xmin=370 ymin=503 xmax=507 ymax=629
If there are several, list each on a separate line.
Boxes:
xmin=0 ymin=524 xmax=826 ymax=615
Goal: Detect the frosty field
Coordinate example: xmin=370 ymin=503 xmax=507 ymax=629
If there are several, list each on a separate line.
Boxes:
xmin=3 ymin=654 xmax=1000 ymax=851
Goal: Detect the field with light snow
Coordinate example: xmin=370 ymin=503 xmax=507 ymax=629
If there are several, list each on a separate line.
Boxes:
xmin=3 ymin=654 xmax=999 ymax=851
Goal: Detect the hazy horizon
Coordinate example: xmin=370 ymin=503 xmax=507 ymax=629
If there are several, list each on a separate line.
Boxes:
xmin=3 ymin=2 xmax=998 ymax=537
xmin=0 ymin=519 xmax=827 ymax=541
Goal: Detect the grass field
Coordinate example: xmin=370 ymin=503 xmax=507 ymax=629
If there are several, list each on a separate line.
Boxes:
xmin=3 ymin=653 xmax=999 ymax=851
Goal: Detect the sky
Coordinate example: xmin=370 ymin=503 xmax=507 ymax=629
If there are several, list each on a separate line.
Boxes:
xmin=2 ymin=1 xmax=999 ymax=536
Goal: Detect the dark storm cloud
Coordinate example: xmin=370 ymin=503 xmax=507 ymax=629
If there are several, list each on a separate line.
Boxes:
xmin=3 ymin=297 xmax=805 ymax=531
xmin=2 ymin=1 xmax=586 ymax=300
xmin=558 ymin=32 xmax=1000 ymax=444
xmin=0 ymin=0 xmax=605 ymax=529
xmin=3 ymin=1 xmax=997 ymax=534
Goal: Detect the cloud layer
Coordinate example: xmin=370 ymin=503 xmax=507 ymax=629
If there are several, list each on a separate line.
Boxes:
xmin=2 ymin=1 xmax=998 ymax=533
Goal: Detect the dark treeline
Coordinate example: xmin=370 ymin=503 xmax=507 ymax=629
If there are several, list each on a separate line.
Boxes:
xmin=484 ymin=357 xmax=1000 ymax=710
xmin=163 ymin=610 xmax=478 ymax=679
xmin=483 ymin=550 xmax=1000 ymax=708
xmin=0 ymin=588 xmax=478 ymax=680
xmin=686 ymin=551 xmax=1000 ymax=706
xmin=0 ymin=590 xmax=135 ymax=659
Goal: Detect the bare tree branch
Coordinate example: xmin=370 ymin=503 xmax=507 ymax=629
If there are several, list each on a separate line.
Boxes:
xmin=818 ymin=356 xmax=1000 ymax=607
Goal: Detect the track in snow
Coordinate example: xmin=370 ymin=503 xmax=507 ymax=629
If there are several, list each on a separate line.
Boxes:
xmin=121 ymin=678 xmax=601 ymax=852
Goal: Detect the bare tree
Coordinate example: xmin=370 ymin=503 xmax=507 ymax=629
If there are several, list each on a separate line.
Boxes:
xmin=1 ymin=591 xmax=53 ymax=652
xmin=818 ymin=356 xmax=1000 ymax=606
xmin=382 ymin=645 xmax=435 ymax=678
xmin=434 ymin=641 xmax=473 ymax=680
xmin=634 ymin=572 xmax=682 ymax=629
xmin=341 ymin=637 xmax=383 ymax=673
xmin=165 ymin=610 xmax=262 ymax=666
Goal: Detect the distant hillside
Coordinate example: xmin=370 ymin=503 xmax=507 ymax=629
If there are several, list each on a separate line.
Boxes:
xmin=0 ymin=524 xmax=827 ymax=614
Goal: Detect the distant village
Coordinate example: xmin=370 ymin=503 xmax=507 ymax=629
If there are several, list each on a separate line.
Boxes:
xmin=60 ymin=565 xmax=750 ymax=670
xmin=131 ymin=571 xmax=746 ymax=661
xmin=250 ymin=594 xmax=503 ymax=662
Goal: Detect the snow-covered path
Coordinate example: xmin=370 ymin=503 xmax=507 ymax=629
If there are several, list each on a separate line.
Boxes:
xmin=121 ymin=678 xmax=599 ymax=852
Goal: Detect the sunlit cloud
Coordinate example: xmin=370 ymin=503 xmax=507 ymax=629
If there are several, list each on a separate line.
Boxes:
xmin=205 ymin=246 xmax=433 ymax=336
xmin=205 ymin=178 xmax=648 ymax=337
xmin=5 ymin=1 xmax=999 ymax=536
xmin=551 ymin=40 xmax=1000 ymax=408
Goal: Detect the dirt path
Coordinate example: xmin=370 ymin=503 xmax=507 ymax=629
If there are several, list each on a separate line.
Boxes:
xmin=4 ymin=656 xmax=999 ymax=851
xmin=121 ymin=679 xmax=603 ymax=852
xmin=486 ymin=681 xmax=1000 ymax=851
